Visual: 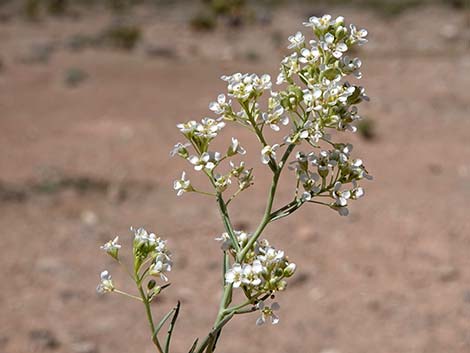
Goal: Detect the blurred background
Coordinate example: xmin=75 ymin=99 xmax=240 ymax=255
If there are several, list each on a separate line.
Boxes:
xmin=1 ymin=0 xmax=470 ymax=353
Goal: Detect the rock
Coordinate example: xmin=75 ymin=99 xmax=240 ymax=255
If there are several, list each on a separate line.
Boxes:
xmin=438 ymin=265 xmax=460 ymax=282
xmin=308 ymin=287 xmax=324 ymax=301
xmin=428 ymin=163 xmax=443 ymax=175
xmin=36 ymin=257 xmax=63 ymax=274
xmin=29 ymin=329 xmax=60 ymax=350
xmin=81 ymin=210 xmax=98 ymax=226
xmin=71 ymin=341 xmax=98 ymax=353
xmin=441 ymin=24 xmax=459 ymax=40
xmin=64 ymin=68 xmax=88 ymax=88
xmin=463 ymin=290 xmax=470 ymax=303
xmin=145 ymin=45 xmax=176 ymax=59
xmin=20 ymin=42 xmax=56 ymax=65
xmin=320 ymin=349 xmax=341 ymax=353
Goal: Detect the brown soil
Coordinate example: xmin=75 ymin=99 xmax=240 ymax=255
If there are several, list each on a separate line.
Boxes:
xmin=1 ymin=3 xmax=470 ymax=353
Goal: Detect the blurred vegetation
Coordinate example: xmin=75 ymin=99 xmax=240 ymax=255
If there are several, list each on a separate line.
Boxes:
xmin=0 ymin=0 xmax=466 ymax=22
xmin=190 ymin=11 xmax=217 ymax=31
xmin=64 ymin=67 xmax=88 ymax=87
xmin=307 ymin=0 xmax=469 ymax=16
xmin=357 ymin=117 xmax=377 ymax=141
xmin=0 ymin=0 xmax=464 ymax=22
xmin=190 ymin=0 xmax=252 ymax=31
xmin=101 ymin=22 xmax=142 ymax=50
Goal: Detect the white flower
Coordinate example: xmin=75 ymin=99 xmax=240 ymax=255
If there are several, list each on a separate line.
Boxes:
xmin=132 ymin=227 xmax=157 ymax=247
xmin=287 ymin=31 xmax=305 ymax=49
xmin=222 ymin=73 xmax=271 ymax=100
xmin=284 ymin=263 xmax=297 ymax=277
xmin=96 ymin=270 xmax=114 ymax=294
xmin=100 ymin=236 xmax=121 ymax=259
xmin=350 ymin=180 xmax=364 ymax=199
xmin=341 ymin=56 xmax=362 ymax=79
xmin=262 ymin=103 xmax=288 ymax=132
xmin=320 ymin=33 xmax=348 ymax=59
xmin=149 ymin=254 xmax=172 ymax=282
xmin=256 ymin=301 xmax=280 ymax=326
xmin=225 ymin=263 xmax=244 ymax=288
xmin=188 ymin=152 xmax=221 ymax=171
xmin=170 ymin=142 xmax=190 ymax=158
xmin=258 ymin=247 xmax=284 ymax=265
xmin=332 ymin=181 xmax=351 ymax=207
xmin=350 ymin=24 xmax=368 ymax=45
xmin=176 ymin=120 xmax=197 ymax=135
xmin=299 ymin=47 xmax=320 ymax=64
xmin=173 ymin=171 xmax=192 ymax=196
xmin=261 ymin=144 xmax=279 ymax=164
xmin=195 ymin=118 xmax=225 ymax=139
xmin=214 ymin=173 xmax=232 ymax=192
xmin=278 ymin=52 xmax=300 ymax=84
xmin=155 ymin=238 xmax=170 ymax=254
xmin=333 ymin=41 xmax=348 ymax=59
xmin=228 ymin=137 xmax=246 ymax=156
xmin=242 ymin=260 xmax=264 ymax=286
xmin=215 ymin=232 xmax=232 ymax=250
xmin=235 ymin=230 xmax=250 ymax=244
xmin=303 ymin=14 xmax=332 ymax=30
xmin=209 ymin=94 xmax=232 ymax=116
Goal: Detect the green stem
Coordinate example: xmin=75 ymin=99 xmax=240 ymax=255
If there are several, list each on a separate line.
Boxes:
xmin=237 ymin=143 xmax=296 ymax=262
xmin=217 ymin=194 xmax=240 ymax=252
xmin=114 ymin=289 xmax=143 ymax=302
xmin=195 ymin=312 xmax=234 ymax=353
xmin=138 ymin=284 xmax=164 ymax=353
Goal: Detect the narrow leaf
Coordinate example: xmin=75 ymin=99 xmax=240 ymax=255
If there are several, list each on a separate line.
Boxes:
xmin=164 ymin=301 xmax=181 ymax=353
xmin=153 ymin=307 xmax=176 ymax=340
xmin=188 ymin=338 xmax=199 ymax=353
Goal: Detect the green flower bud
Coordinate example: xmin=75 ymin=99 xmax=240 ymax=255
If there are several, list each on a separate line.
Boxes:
xmin=283 ymin=263 xmax=297 ymax=277
xmin=147 ymin=280 xmax=157 ymax=290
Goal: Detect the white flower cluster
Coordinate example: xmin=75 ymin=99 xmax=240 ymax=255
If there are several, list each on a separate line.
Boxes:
xmin=97 ymin=227 xmax=173 ymax=295
xmin=277 ymin=14 xmax=369 ymax=140
xmin=219 ymin=232 xmax=296 ymax=294
xmin=167 ymin=14 xmax=371 ymax=331
xmin=172 ymin=113 xmax=252 ymax=196
xmin=132 ymin=227 xmax=172 ymax=282
xmin=221 ymin=73 xmax=272 ymax=100
xmin=289 ymin=143 xmax=370 ymax=216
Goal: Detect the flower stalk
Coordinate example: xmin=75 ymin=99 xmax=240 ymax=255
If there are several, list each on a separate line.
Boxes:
xmin=96 ymin=14 xmax=372 ymax=353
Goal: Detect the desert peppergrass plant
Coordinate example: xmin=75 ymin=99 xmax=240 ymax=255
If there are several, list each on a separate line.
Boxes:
xmin=97 ymin=14 xmax=371 ymax=353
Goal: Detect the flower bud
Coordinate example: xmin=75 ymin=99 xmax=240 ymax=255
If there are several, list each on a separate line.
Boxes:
xmin=151 ymin=286 xmax=162 ymax=296
xmin=283 ymin=263 xmax=297 ymax=277
xmin=276 ymin=280 xmax=287 ymax=291
xmin=318 ymin=168 xmax=329 ymax=178
xmin=147 ymin=279 xmax=157 ymax=290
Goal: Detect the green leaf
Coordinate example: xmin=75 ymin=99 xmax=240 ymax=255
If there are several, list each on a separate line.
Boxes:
xmin=164 ymin=301 xmax=181 ymax=353
xmin=188 ymin=338 xmax=199 ymax=353
xmin=153 ymin=307 xmax=176 ymax=340
xmin=323 ymin=68 xmax=341 ymax=80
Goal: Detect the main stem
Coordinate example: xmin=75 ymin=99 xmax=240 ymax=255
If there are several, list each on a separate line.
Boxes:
xmin=200 ymin=145 xmax=296 ymax=353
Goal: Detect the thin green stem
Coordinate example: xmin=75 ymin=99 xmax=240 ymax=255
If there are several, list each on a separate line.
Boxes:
xmin=237 ymin=143 xmax=296 ymax=262
xmin=217 ymin=194 xmax=240 ymax=253
xmin=194 ymin=189 xmax=217 ymax=197
xmin=137 ymin=284 xmax=164 ymax=353
xmin=114 ymin=289 xmax=143 ymax=302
